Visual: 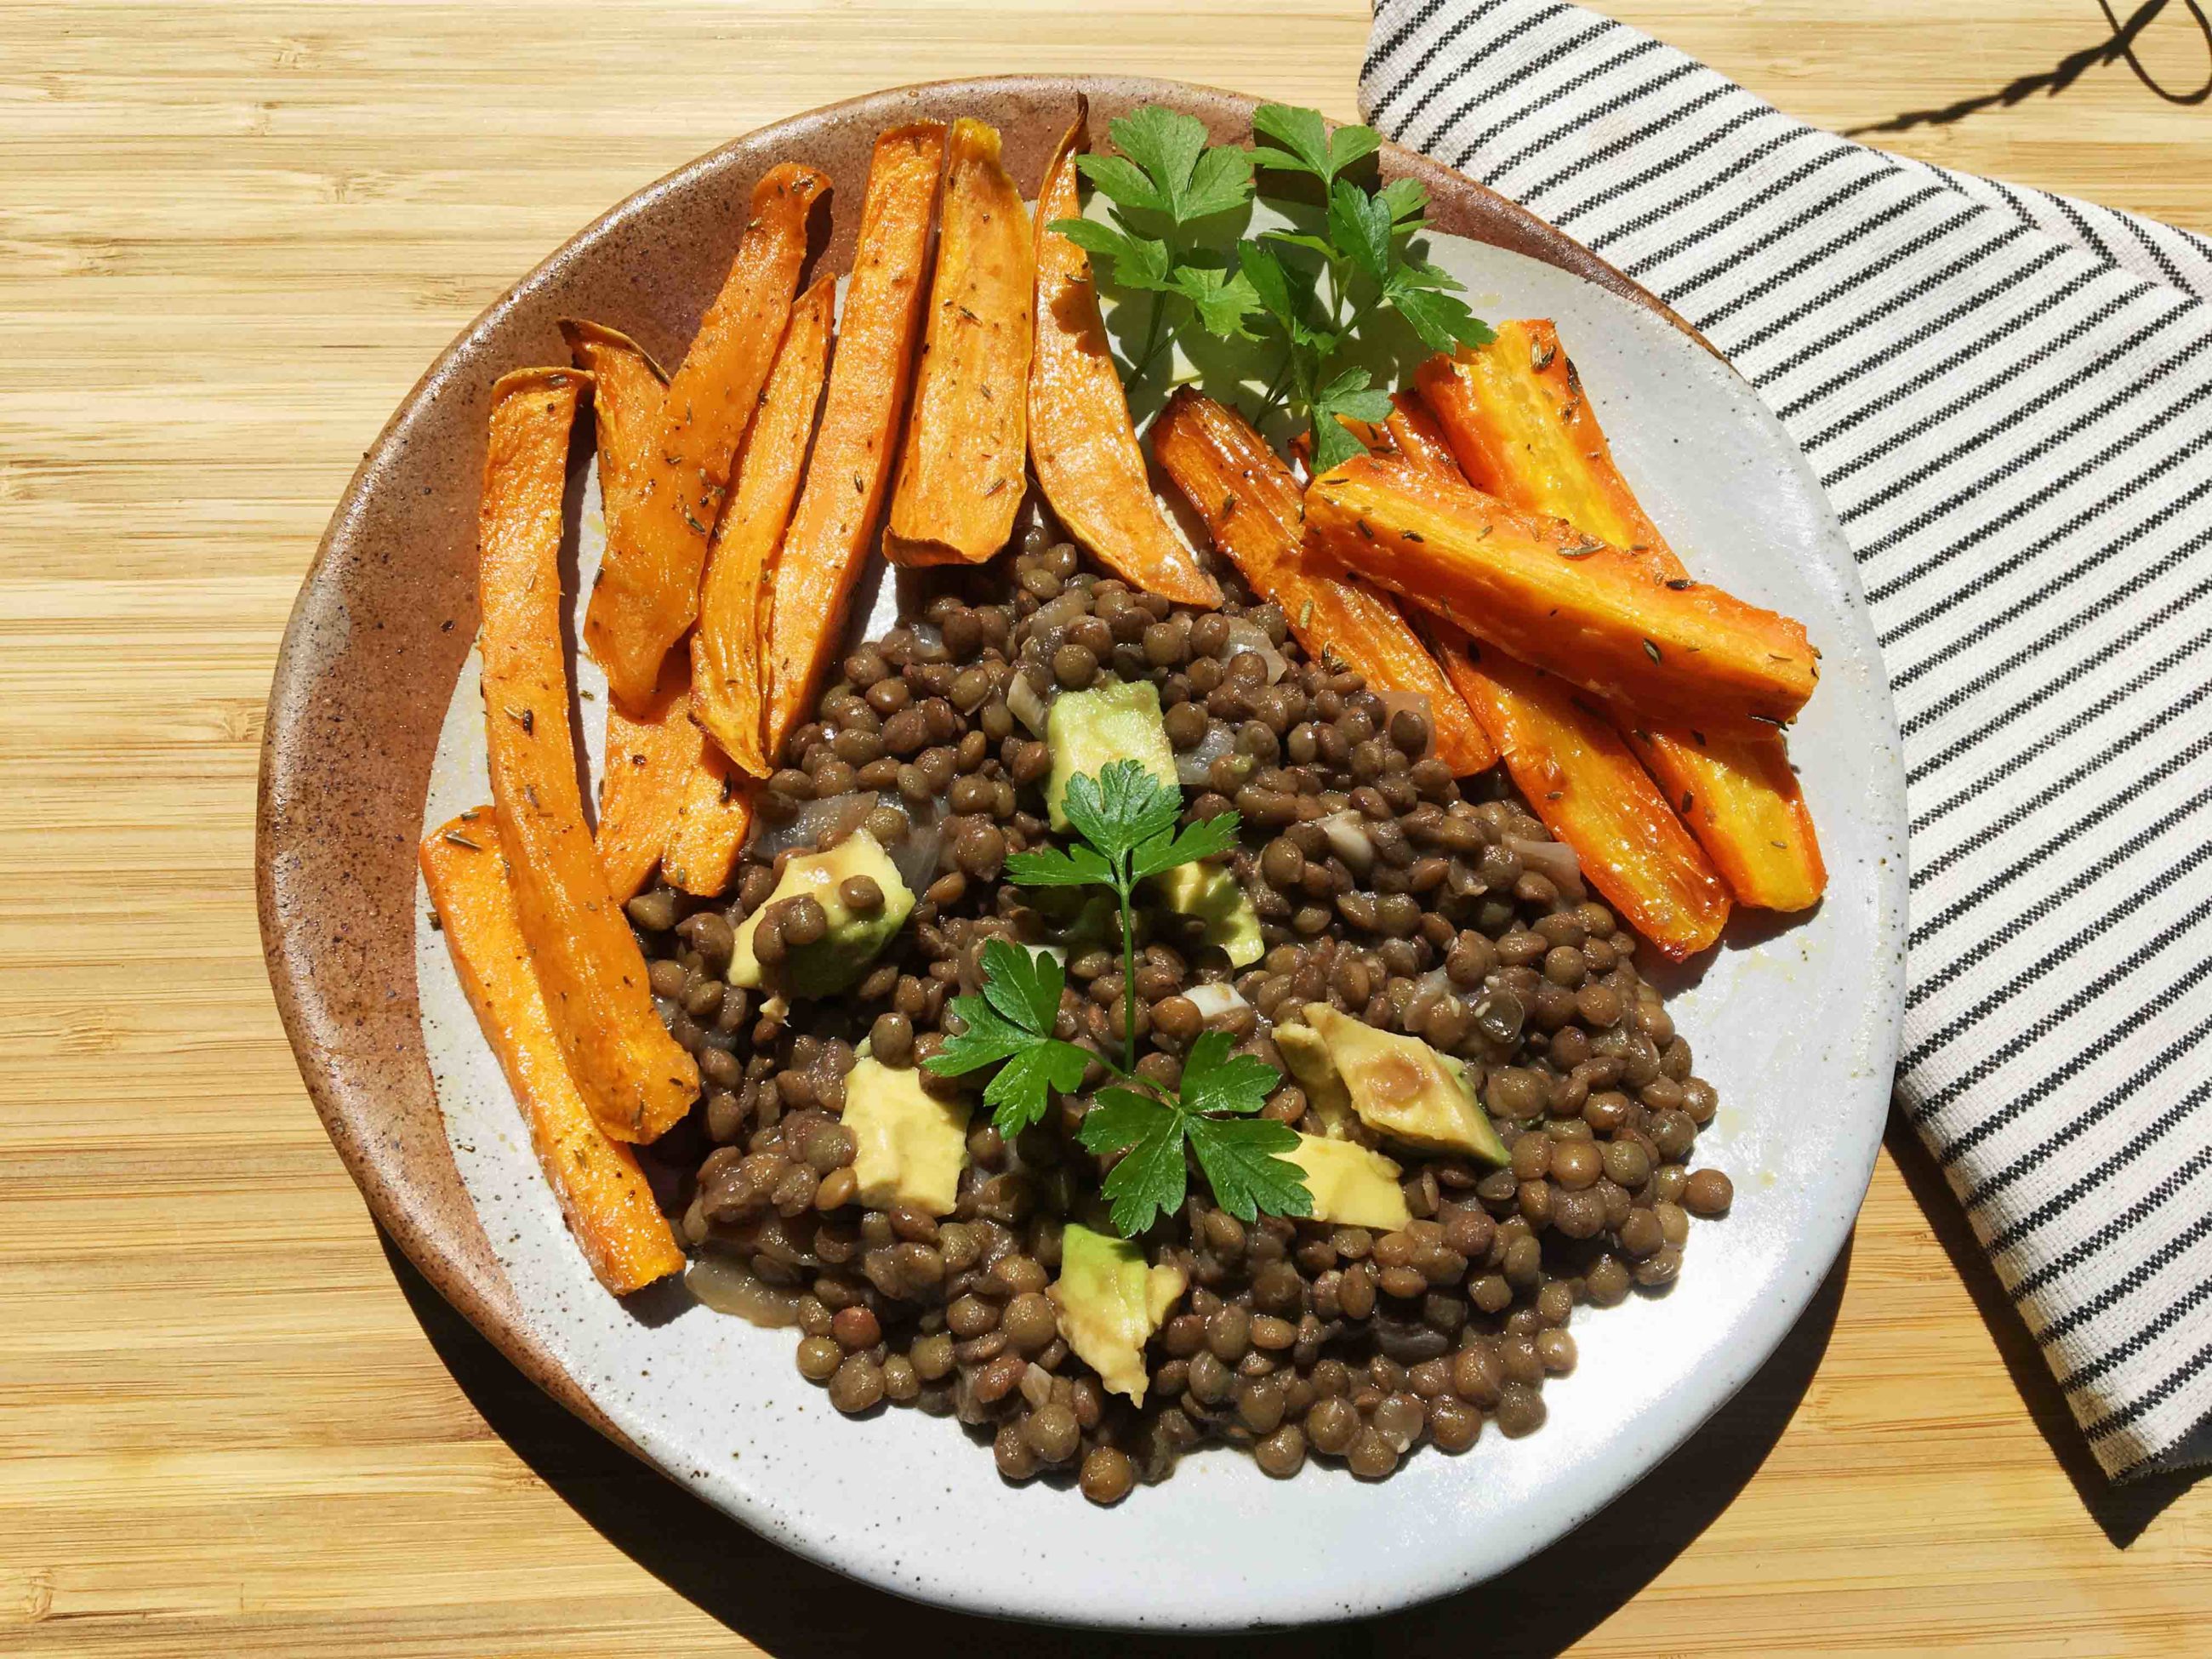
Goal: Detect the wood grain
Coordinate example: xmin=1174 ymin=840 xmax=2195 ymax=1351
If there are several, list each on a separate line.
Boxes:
xmin=3 ymin=3 xmax=2206 ymax=1654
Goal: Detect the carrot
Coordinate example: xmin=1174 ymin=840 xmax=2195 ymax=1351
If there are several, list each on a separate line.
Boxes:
xmin=762 ymin=123 xmax=945 ymax=760
xmin=692 ymin=275 xmax=835 ymax=774
xmin=1304 ymin=454 xmax=1817 ymax=731
xmin=594 ymin=653 xmax=704 ymax=903
xmin=420 ymin=812 xmax=686 ymax=1295
xmin=584 ymin=162 xmax=829 ymax=710
xmin=1417 ymin=331 xmax=1824 ymax=909
xmin=1380 ymin=390 xmax=1464 ymax=481
xmin=662 ymin=741 xmax=756 ymax=898
xmin=1029 ymin=104 xmax=1222 ymax=608
xmin=1424 ymin=630 xmax=1730 ymax=959
xmin=1150 ymin=389 xmax=1494 ymax=774
xmin=887 ymin=118 xmax=1034 ymax=567
xmin=1417 ymin=323 xmax=1673 ymax=565
xmin=478 ymin=368 xmax=698 ymax=1143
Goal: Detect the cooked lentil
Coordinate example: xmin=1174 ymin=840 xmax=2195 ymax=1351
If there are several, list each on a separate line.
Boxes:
xmin=639 ymin=521 xmax=1731 ymax=1501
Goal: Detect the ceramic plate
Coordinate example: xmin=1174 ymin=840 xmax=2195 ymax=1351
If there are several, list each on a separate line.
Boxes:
xmin=259 ymin=76 xmax=1907 ymax=1629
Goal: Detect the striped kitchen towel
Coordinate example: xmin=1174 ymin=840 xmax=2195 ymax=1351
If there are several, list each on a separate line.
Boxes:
xmin=1363 ymin=0 xmax=2212 ymax=1479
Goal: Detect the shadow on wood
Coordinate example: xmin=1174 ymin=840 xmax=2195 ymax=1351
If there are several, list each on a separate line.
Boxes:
xmin=381 ymin=1224 xmax=1846 ymax=1656
xmin=1881 ymin=1115 xmax=2203 ymax=1547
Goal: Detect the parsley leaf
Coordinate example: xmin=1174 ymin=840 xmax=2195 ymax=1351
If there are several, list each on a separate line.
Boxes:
xmin=1002 ymin=841 xmax=1115 ymax=887
xmin=1249 ymin=105 xmax=1383 ymax=186
xmin=1325 ymin=180 xmax=1394 ymax=286
xmin=1059 ymin=760 xmax=1186 ymax=866
xmin=1175 ymin=1030 xmax=1279 ymax=1118
xmin=1129 ymin=812 xmax=1241 ymax=883
xmin=1185 ymin=1115 xmax=1311 ymax=1223
xmin=1170 ymin=265 xmax=1263 ymax=341
xmin=1084 ymin=106 xmax=1251 ymax=226
xmin=926 ymin=939 xmax=1091 ymax=1136
xmin=1308 ymin=367 xmax=1396 ymax=472
xmin=1079 ymin=1087 xmax=1187 ymax=1234
xmin=1046 ymin=217 xmax=1174 ymax=292
xmin=1377 ymin=176 xmax=1429 ymax=226
xmin=1383 ymin=261 xmax=1495 ymax=354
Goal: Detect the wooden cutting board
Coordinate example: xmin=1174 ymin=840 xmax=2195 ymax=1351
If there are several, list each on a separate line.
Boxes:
xmin=2 ymin=3 xmax=2205 ymax=1655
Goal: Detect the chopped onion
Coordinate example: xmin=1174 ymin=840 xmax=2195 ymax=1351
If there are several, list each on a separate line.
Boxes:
xmin=1007 ymin=668 xmax=1053 ymax=737
xmin=1372 ymin=690 xmax=1435 ymax=759
xmin=1173 ymin=719 xmax=1240 ymax=786
xmin=744 ymin=791 xmax=871 ymax=860
xmin=1221 ymin=617 xmax=1288 ymax=683
xmin=1182 ymin=982 xmax=1250 ymax=1021
xmin=1318 ymin=808 xmax=1376 ymax=876
xmin=1508 ymin=835 xmax=1586 ymax=900
xmin=687 ymin=1250 xmax=803 ymax=1327
xmin=884 ymin=795 xmax=944 ymax=890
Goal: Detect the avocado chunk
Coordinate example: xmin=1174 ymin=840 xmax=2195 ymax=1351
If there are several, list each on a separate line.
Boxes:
xmin=1045 ymin=678 xmax=1177 ymax=831
xmin=1149 ymin=860 xmax=1264 ymax=968
xmin=1272 ymin=1020 xmax=1357 ymax=1137
xmin=1300 ymin=1003 xmax=1509 ymax=1165
xmin=1049 ymin=1223 xmax=1188 ymax=1404
xmin=841 ymin=1058 xmax=971 ymax=1217
xmin=1284 ymin=1134 xmax=1411 ymax=1230
xmin=727 ymin=830 xmax=914 ymax=997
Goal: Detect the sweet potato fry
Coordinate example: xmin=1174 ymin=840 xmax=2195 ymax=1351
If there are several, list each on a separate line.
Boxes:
xmin=584 ymin=162 xmax=829 ymax=710
xmin=1151 ymin=389 xmax=1494 ymax=774
xmin=595 ymin=653 xmax=703 ymax=903
xmin=1304 ymin=454 xmax=1817 ymax=730
xmin=1426 ymin=629 xmax=1730 ymax=959
xmin=692 ymin=276 xmax=835 ymax=773
xmin=478 ymin=368 xmax=698 ymax=1143
xmin=887 ymin=118 xmax=1033 ymax=566
xmin=1416 ymin=333 xmax=1825 ymax=909
xmin=763 ymin=124 xmax=945 ymax=759
xmin=420 ymin=812 xmax=686 ymax=1295
xmin=662 ymin=741 xmax=756 ymax=898
xmin=1029 ymin=104 xmax=1222 ymax=608
xmin=561 ymin=321 xmax=669 ymax=590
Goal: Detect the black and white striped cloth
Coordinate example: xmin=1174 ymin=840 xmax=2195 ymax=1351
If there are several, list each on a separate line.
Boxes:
xmin=1364 ymin=0 xmax=2212 ymax=1480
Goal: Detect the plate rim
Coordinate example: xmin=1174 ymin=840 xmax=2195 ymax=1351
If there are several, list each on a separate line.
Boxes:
xmin=258 ymin=71 xmax=1907 ymax=1628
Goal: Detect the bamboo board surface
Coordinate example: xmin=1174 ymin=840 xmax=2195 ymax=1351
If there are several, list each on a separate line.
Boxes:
xmin=3 ymin=3 xmax=2208 ymax=1654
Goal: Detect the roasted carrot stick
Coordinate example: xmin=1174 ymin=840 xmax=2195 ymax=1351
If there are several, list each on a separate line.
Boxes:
xmin=692 ymin=276 xmax=835 ymax=774
xmin=762 ymin=123 xmax=944 ymax=760
xmin=584 ymin=162 xmax=829 ymax=710
xmin=420 ymin=812 xmax=686 ymax=1295
xmin=478 ymin=368 xmax=698 ymax=1143
xmin=594 ymin=653 xmax=703 ymax=904
xmin=1029 ymin=105 xmax=1222 ymax=608
xmin=1424 ymin=631 xmax=1730 ymax=959
xmin=1418 ymin=323 xmax=1675 ymax=567
xmin=1150 ymin=389 xmax=1494 ymax=775
xmin=1417 ymin=329 xmax=1823 ymax=909
xmin=663 ymin=741 xmax=756 ymax=898
xmin=887 ymin=117 xmax=1034 ymax=566
xmin=1304 ymin=454 xmax=1817 ymax=731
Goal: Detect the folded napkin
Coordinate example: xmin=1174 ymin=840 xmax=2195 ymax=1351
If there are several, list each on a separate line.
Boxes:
xmin=1363 ymin=0 xmax=2212 ymax=1479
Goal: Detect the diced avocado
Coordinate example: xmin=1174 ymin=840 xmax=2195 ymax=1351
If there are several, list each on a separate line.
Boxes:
xmin=1301 ymin=1003 xmax=1509 ymax=1165
xmin=727 ymin=830 xmax=914 ymax=997
xmin=1049 ymin=1223 xmax=1188 ymax=1404
xmin=1045 ymin=678 xmax=1177 ymax=831
xmin=1272 ymin=1020 xmax=1357 ymax=1138
xmin=841 ymin=1057 xmax=971 ymax=1217
xmin=1150 ymin=860 xmax=1263 ymax=968
xmin=1283 ymin=1134 xmax=1411 ymax=1230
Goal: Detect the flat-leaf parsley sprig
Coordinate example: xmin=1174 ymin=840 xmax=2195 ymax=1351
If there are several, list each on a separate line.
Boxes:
xmin=1047 ymin=105 xmax=1259 ymax=385
xmin=1058 ymin=100 xmax=1497 ymax=473
xmin=922 ymin=759 xmax=1312 ymax=1236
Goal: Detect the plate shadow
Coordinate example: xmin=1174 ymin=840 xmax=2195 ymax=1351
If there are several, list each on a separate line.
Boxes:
xmin=382 ymin=1227 xmax=1848 ymax=1655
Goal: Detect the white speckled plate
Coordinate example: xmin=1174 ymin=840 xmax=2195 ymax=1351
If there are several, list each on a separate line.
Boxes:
xmin=410 ymin=226 xmax=1905 ymax=1629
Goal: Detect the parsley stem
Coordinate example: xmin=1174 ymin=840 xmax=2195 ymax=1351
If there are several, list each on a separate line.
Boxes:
xmin=1130 ymin=294 xmax=1173 ymax=385
xmin=1114 ymin=869 xmax=1140 ymax=1076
